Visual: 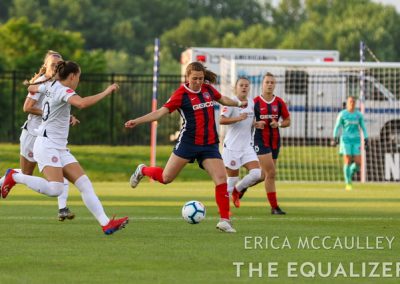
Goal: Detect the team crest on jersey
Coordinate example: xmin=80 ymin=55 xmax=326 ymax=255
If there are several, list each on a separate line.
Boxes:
xmin=230 ymin=160 xmax=236 ymax=167
xmin=203 ymin=92 xmax=210 ymax=99
xmin=272 ymin=105 xmax=278 ymax=112
xmin=66 ymin=89 xmax=74 ymax=93
xmin=222 ymin=106 xmax=228 ymax=113
xmin=52 ymin=156 xmax=58 ymax=163
xmin=28 ymin=152 xmax=33 ymax=158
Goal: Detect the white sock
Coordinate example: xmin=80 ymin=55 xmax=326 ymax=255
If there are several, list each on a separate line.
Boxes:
xmin=13 ymin=172 xmax=63 ymax=197
xmin=227 ymin=176 xmax=240 ymax=194
xmin=74 ymin=175 xmax=109 ymax=226
xmin=57 ymin=178 xmax=70 ymax=209
xmin=236 ymin=169 xmax=262 ymax=192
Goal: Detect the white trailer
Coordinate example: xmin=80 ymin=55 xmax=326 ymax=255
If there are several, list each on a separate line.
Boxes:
xmin=180 ymin=47 xmax=340 ymax=75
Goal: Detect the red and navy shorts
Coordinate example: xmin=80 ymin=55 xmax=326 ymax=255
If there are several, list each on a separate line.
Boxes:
xmin=173 ymin=141 xmax=222 ymax=169
xmin=254 ymin=142 xmax=280 ymax=159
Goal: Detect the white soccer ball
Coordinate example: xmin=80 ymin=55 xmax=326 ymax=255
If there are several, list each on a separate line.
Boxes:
xmin=182 ymin=200 xmax=206 ymax=224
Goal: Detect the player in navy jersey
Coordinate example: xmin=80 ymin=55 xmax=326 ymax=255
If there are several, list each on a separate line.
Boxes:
xmin=125 ymin=62 xmax=247 ymax=233
xmin=253 ymin=72 xmax=290 ymax=215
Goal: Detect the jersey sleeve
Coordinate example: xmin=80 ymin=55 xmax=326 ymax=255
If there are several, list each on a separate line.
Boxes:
xmin=206 ymin=84 xmax=222 ymax=100
xmin=38 ymin=83 xmax=47 ymax=95
xmin=220 ymin=105 xmax=234 ymax=118
xmin=163 ymin=91 xmax=182 ymax=113
xmin=27 ymin=91 xmax=41 ymax=101
xmin=280 ymin=99 xmax=290 ymax=119
xmin=61 ymin=88 xmax=76 ymax=103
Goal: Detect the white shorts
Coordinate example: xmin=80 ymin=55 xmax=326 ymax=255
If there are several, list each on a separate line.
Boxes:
xmin=19 ymin=129 xmax=37 ymax=162
xmin=222 ymin=146 xmax=258 ymax=170
xmin=33 ymin=137 xmax=77 ymax=172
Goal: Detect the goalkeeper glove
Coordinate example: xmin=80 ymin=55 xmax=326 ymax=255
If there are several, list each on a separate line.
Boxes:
xmin=364 ymin=138 xmax=369 ymax=151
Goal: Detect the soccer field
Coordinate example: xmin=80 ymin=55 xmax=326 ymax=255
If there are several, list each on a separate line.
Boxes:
xmin=0 ymin=181 xmax=399 ymax=284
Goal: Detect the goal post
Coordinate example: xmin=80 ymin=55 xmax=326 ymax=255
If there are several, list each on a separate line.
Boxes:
xmin=219 ymin=59 xmax=400 ymax=182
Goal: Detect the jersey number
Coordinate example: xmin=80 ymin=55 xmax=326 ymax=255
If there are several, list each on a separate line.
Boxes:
xmin=42 ymin=101 xmax=50 ymax=121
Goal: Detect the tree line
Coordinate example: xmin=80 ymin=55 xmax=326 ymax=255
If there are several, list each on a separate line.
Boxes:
xmin=0 ymin=0 xmax=400 ymax=75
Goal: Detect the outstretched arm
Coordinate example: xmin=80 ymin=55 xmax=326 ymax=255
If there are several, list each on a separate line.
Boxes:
xmin=125 ymin=107 xmax=169 ymax=128
xmin=218 ymin=96 xmax=247 ymax=108
xmin=68 ymin=83 xmax=119 ymax=109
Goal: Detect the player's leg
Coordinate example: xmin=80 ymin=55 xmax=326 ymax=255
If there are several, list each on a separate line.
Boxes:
xmin=258 ymin=152 xmax=285 ymax=215
xmin=343 ymin=155 xmax=352 ymax=190
xmin=19 ymin=156 xmax=36 ymax=175
xmin=63 ymin=161 xmax=128 ymax=234
xmin=202 ymin=158 xmax=236 ymax=233
xmin=350 ymin=155 xmax=361 ymax=180
xmin=222 ymin=147 xmax=240 ymax=194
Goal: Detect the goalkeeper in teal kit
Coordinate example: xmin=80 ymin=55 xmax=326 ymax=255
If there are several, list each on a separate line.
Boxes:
xmin=333 ymin=96 xmax=368 ymax=191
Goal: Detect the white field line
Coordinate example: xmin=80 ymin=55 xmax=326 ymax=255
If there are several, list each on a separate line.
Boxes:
xmin=0 ymin=216 xmax=398 ymax=221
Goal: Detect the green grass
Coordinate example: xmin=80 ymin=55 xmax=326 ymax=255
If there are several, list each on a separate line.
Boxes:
xmin=0 ymin=181 xmax=399 ymax=284
xmin=0 ymin=143 xmax=342 ymax=181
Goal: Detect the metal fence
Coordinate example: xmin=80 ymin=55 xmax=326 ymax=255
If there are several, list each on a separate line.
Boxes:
xmin=0 ymin=71 xmax=184 ymax=145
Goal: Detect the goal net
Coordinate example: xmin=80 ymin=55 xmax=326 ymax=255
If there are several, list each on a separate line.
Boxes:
xmin=219 ymin=58 xmax=400 ymax=182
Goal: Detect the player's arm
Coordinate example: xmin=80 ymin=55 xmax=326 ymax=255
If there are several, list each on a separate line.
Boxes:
xmin=23 ymin=97 xmax=42 ymax=115
xmin=220 ymin=114 xmax=248 ymax=125
xmin=359 ymin=114 xmax=368 ymax=139
xmin=218 ymin=96 xmax=247 ymax=108
xmin=68 ymin=83 xmax=119 ymax=109
xmin=333 ymin=112 xmax=343 ymax=138
xmin=125 ymin=107 xmax=169 ymax=128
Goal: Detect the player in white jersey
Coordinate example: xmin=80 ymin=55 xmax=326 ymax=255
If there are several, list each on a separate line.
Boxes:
xmin=1 ymin=61 xmax=128 ymax=235
xmin=220 ymin=77 xmax=262 ymax=208
xmin=0 ymin=50 xmax=78 ymax=221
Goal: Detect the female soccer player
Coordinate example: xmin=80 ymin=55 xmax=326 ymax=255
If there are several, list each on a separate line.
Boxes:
xmin=253 ymin=72 xmax=290 ymax=215
xmin=333 ymin=96 xmax=368 ymax=191
xmin=219 ymin=77 xmax=261 ymax=208
xmin=125 ymin=62 xmax=246 ymax=233
xmin=0 ymin=50 xmax=78 ymax=221
xmin=1 ymin=61 xmax=128 ymax=235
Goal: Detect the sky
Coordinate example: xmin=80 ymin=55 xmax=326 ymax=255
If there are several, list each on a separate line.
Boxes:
xmin=373 ymin=0 xmax=400 ymax=12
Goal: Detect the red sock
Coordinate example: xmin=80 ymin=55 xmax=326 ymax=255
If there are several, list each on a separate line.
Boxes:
xmin=267 ymin=192 xmax=278 ymax=209
xmin=215 ymin=183 xmax=230 ymax=219
xmin=142 ymin=166 xmax=165 ymax=184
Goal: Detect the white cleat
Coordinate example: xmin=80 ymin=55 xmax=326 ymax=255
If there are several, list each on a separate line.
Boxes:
xmin=216 ymin=219 xmax=236 ymax=233
xmin=0 ymin=175 xmax=4 ymax=189
xmin=130 ymin=164 xmax=145 ymax=188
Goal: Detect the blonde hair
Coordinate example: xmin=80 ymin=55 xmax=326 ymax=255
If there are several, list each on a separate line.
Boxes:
xmin=28 ymin=50 xmax=62 ymax=83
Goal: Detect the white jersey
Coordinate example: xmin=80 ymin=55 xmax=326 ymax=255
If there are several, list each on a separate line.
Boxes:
xmin=36 ymin=81 xmax=76 ymax=149
xmin=22 ymin=75 xmax=46 ymax=135
xmin=221 ymin=96 xmax=254 ymax=150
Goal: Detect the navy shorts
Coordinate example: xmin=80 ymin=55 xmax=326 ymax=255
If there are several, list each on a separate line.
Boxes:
xmin=173 ymin=141 xmax=222 ymax=169
xmin=254 ymin=142 xmax=280 ymax=159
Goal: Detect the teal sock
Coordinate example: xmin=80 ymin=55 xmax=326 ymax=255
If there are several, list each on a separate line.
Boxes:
xmin=343 ymin=164 xmax=351 ymax=184
xmin=349 ymin=163 xmax=360 ymax=178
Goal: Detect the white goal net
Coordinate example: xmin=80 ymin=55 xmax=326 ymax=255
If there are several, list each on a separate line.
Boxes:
xmin=219 ymin=59 xmax=400 ymax=182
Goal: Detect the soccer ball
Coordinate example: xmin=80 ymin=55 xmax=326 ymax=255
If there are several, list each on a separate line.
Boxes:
xmin=181 ymin=200 xmax=206 ymax=224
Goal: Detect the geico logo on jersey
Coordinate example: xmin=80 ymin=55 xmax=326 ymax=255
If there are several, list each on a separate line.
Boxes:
xmin=260 ymin=114 xmax=278 ymax=119
xmin=193 ymin=101 xmax=214 ymax=110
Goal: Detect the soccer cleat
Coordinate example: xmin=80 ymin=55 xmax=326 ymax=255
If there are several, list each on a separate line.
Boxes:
xmin=345 ymin=184 xmax=353 ymax=191
xmin=102 ymin=216 xmax=129 ymax=235
xmin=231 ymin=188 xmax=241 ymax=208
xmin=1 ymin=169 xmax=17 ymax=199
xmin=239 ymin=187 xmax=247 ymax=199
xmin=130 ymin=164 xmax=145 ymax=188
xmin=58 ymin=207 xmax=76 ymax=221
xmin=216 ymin=219 xmax=236 ymax=233
xmin=271 ymin=206 xmax=286 ymax=215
